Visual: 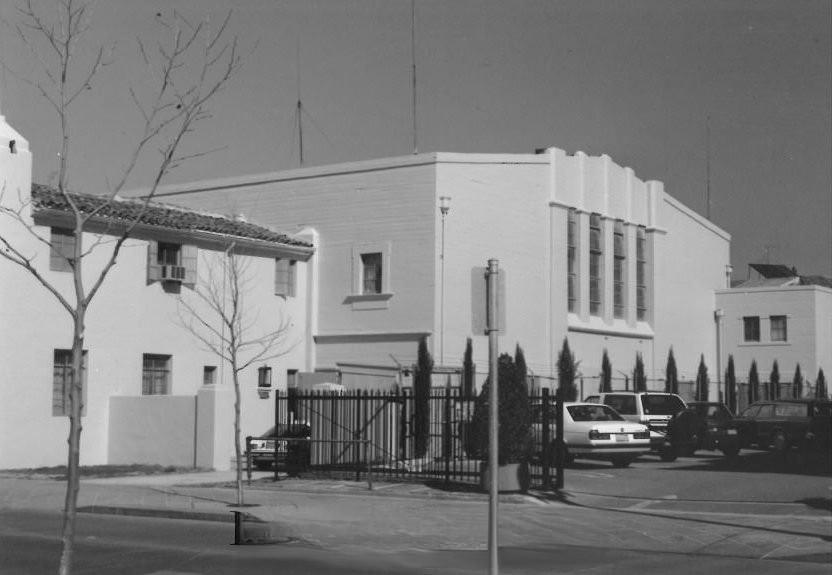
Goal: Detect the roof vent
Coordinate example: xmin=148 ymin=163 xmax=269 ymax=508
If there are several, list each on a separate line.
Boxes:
xmin=233 ymin=213 xmax=247 ymax=223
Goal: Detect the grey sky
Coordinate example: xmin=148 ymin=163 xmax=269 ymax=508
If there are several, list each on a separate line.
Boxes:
xmin=2 ymin=0 xmax=830 ymax=277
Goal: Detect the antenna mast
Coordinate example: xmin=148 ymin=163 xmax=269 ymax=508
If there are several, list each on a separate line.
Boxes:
xmin=411 ymin=0 xmax=418 ymax=154
xmin=706 ymin=114 xmax=711 ymax=220
xmin=296 ymin=41 xmax=305 ymax=167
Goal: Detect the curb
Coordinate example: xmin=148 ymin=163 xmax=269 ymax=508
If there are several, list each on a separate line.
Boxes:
xmin=77 ymin=505 xmax=234 ymax=523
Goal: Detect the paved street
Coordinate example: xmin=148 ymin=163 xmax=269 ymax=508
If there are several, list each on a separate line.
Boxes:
xmin=1 ymin=449 xmax=830 ymax=574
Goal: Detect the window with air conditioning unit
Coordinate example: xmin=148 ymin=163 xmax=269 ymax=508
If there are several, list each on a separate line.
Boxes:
xmin=147 ymin=241 xmax=197 ymax=289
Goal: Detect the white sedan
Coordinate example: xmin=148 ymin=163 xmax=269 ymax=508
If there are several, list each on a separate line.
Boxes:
xmin=533 ymin=402 xmax=652 ymax=467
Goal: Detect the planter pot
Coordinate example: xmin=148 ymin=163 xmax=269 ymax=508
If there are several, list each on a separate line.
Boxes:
xmin=479 ymin=461 xmax=530 ymax=493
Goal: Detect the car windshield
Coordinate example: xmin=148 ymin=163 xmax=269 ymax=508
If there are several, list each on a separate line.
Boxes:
xmin=568 ymin=404 xmax=624 ymax=422
xmin=641 ymin=394 xmax=686 ymax=415
xmin=692 ymin=404 xmax=732 ymax=421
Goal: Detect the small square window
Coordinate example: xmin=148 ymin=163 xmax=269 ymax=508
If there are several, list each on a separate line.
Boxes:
xmin=203 ymin=366 xmax=217 ymax=385
xmin=361 ymin=252 xmax=383 ymax=294
xmin=770 ymin=315 xmax=787 ymax=342
xmin=743 ymin=316 xmax=760 ymax=342
xmin=143 ymin=354 xmax=171 ymax=395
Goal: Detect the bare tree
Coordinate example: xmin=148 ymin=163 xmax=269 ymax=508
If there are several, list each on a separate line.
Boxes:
xmin=177 ymin=249 xmax=298 ymax=506
xmin=0 ymin=2 xmax=239 ymax=573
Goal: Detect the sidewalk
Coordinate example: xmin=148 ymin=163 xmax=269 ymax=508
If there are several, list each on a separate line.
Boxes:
xmin=2 ymin=470 xmax=830 ymax=567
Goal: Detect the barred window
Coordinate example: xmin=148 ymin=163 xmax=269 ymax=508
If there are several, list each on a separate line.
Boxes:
xmin=636 ymin=227 xmax=647 ymax=321
xmin=567 ymin=209 xmax=577 ymax=313
xmin=589 ymin=214 xmax=602 ymax=316
xmin=743 ymin=316 xmax=760 ymax=342
xmin=275 ymin=258 xmax=297 ymax=297
xmin=770 ymin=315 xmax=787 ymax=342
xmin=613 ymin=221 xmax=626 ymax=319
xmin=142 ymin=354 xmax=171 ymax=395
xmin=53 ymin=349 xmax=87 ymax=416
xmin=50 ymin=228 xmax=76 ymax=272
xmin=361 ymin=252 xmax=383 ymax=294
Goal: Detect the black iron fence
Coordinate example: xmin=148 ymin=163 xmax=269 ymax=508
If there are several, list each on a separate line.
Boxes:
xmin=262 ymin=388 xmax=563 ymax=490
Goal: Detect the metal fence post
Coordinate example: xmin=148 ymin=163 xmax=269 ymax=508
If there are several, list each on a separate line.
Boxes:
xmin=444 ymin=386 xmax=452 ymax=486
xmin=541 ymin=389 xmax=550 ymax=489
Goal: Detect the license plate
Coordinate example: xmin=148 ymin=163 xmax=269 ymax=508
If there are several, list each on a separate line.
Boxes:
xmin=726 ymin=429 xmax=737 ymax=435
xmin=615 ymin=434 xmax=629 ymax=442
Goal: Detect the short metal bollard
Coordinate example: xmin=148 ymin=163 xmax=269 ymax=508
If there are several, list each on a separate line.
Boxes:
xmin=232 ymin=511 xmax=272 ymax=545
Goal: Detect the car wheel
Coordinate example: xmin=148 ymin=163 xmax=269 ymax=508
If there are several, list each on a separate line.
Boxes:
xmin=660 ymin=445 xmax=678 ymax=462
xmin=772 ymin=431 xmax=788 ymax=453
xmin=721 ymin=444 xmax=740 ymax=458
xmin=611 ymin=457 xmax=632 ymax=468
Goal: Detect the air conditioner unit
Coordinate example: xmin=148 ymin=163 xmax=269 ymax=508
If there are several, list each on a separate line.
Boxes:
xmin=160 ymin=265 xmax=186 ymax=281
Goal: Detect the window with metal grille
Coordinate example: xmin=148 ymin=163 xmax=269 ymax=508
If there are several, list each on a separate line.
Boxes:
xmin=50 ymin=228 xmax=76 ymax=272
xmin=770 ymin=315 xmax=788 ymax=342
xmin=567 ymin=209 xmax=577 ymax=312
xmin=53 ymin=349 xmax=87 ymax=416
xmin=275 ymin=258 xmax=297 ymax=297
xmin=613 ymin=220 xmax=626 ymax=319
xmin=361 ymin=252 xmax=383 ymax=294
xmin=156 ymin=243 xmax=181 ymax=266
xmin=142 ymin=354 xmax=171 ymax=395
xmin=636 ymin=227 xmax=647 ymax=321
xmin=743 ymin=316 xmax=760 ymax=342
xmin=589 ymin=214 xmax=602 ymax=316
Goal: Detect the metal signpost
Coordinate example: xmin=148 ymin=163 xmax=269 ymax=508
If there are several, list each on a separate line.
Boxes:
xmin=486 ymin=259 xmax=500 ymax=575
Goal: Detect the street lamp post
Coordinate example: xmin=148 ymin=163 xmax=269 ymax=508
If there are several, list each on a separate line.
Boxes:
xmin=439 ymin=196 xmax=451 ymax=366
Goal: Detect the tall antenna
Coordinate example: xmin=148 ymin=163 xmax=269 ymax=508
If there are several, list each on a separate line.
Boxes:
xmin=411 ymin=0 xmax=418 ymax=154
xmin=296 ymin=40 xmax=305 ymax=167
xmin=705 ymin=114 xmax=711 ymax=220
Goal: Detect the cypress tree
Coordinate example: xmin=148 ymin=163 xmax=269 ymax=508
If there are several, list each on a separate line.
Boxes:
xmin=557 ymin=338 xmax=578 ymax=401
xmin=769 ymin=360 xmax=780 ymax=400
xmin=414 ymin=336 xmax=433 ymax=458
xmin=632 ymin=352 xmax=647 ymax=393
xmin=695 ymin=354 xmax=709 ymax=402
xmin=665 ymin=347 xmax=678 ymax=394
xmin=600 ymin=350 xmax=612 ymax=393
xmin=748 ymin=360 xmax=760 ymax=405
xmin=792 ymin=364 xmax=803 ymax=399
xmin=725 ymin=355 xmax=737 ymax=413
xmin=462 ymin=337 xmax=474 ymax=399
xmin=816 ymin=368 xmax=828 ymax=399
xmin=515 ymin=343 xmax=529 ymax=393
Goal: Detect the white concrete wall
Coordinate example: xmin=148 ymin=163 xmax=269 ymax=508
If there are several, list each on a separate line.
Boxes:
xmin=717 ymin=285 xmax=832 ymax=388
xmin=153 ymin=160 xmax=438 ymax=371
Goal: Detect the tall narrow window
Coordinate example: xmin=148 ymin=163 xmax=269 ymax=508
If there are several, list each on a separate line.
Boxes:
xmin=613 ymin=220 xmax=626 ymax=319
xmin=361 ymin=252 xmax=383 ymax=294
xmin=50 ymin=228 xmax=76 ymax=272
xmin=567 ymin=209 xmax=577 ymax=313
xmin=636 ymin=227 xmax=647 ymax=321
xmin=157 ymin=243 xmax=181 ymax=266
xmin=743 ymin=316 xmax=760 ymax=342
xmin=53 ymin=349 xmax=87 ymax=416
xmin=770 ymin=316 xmax=788 ymax=342
xmin=275 ymin=258 xmax=297 ymax=297
xmin=589 ymin=214 xmax=602 ymax=316
xmin=142 ymin=354 xmax=171 ymax=395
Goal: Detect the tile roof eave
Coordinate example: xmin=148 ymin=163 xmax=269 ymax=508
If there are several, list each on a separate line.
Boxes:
xmin=32 ymin=207 xmax=315 ymax=261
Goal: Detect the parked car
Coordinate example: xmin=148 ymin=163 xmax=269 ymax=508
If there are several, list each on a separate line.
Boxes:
xmin=674 ymin=401 xmax=741 ymax=457
xmin=247 ymin=422 xmax=312 ymax=471
xmin=584 ymin=392 xmax=688 ymax=461
xmin=532 ymin=402 xmax=652 ymax=468
xmin=733 ymin=399 xmax=832 ymax=454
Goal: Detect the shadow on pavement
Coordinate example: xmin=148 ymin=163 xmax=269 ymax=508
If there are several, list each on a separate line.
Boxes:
xmin=662 ymin=449 xmax=832 ymax=477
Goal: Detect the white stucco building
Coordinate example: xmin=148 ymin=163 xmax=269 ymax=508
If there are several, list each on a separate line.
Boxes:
xmin=155 ymin=148 xmax=732 ymax=394
xmin=716 ymin=264 xmax=832 ymax=396
xmin=0 ymin=114 xmax=315 ymax=469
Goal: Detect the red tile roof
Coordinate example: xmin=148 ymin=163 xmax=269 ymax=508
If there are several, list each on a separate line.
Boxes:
xmin=31 ymin=184 xmax=312 ymax=249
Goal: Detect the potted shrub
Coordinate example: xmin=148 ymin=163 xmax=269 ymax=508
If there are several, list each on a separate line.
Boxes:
xmin=469 ymin=352 xmax=532 ymax=492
